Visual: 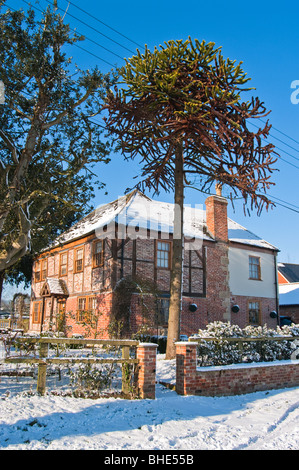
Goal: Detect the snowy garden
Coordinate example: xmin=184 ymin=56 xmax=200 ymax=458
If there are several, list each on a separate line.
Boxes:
xmin=0 ymin=321 xmax=298 ymax=450
xmin=0 ymin=354 xmax=298 ymax=450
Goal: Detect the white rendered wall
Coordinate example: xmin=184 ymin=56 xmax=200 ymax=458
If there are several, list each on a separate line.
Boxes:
xmin=228 ymin=247 xmax=276 ymax=298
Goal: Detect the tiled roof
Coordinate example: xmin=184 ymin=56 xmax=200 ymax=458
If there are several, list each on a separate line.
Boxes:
xmin=278 ymin=263 xmax=299 ymax=283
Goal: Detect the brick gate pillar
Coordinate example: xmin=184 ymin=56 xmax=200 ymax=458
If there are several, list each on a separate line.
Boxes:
xmin=136 ymin=343 xmax=158 ymax=399
xmin=176 ymin=342 xmax=197 ymax=395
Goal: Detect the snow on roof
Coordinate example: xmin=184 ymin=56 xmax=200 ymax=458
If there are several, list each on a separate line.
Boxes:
xmin=279 ymin=283 xmax=299 ymax=306
xmin=43 ymin=278 xmax=69 ymax=296
xmin=49 ymin=190 xmax=277 ymax=251
xmin=227 ymin=218 xmax=277 ymax=250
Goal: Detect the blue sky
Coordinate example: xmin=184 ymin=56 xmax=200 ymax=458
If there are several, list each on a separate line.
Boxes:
xmin=2 ymin=0 xmax=299 ymax=297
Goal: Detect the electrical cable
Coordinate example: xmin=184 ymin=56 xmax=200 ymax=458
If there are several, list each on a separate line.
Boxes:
xmin=59 ymin=0 xmax=144 ymax=50
xmin=7 ymin=1 xmax=117 ymax=66
xmin=36 ymin=0 xmax=137 ymax=54
xmin=258 ymin=118 xmax=299 ymax=147
xmin=250 ymin=120 xmax=299 ymax=156
xmin=3 ymin=1 xmax=299 ymax=216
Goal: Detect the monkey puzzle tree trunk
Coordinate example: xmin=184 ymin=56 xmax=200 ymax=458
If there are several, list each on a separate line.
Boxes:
xmin=166 ymin=143 xmax=184 ymax=359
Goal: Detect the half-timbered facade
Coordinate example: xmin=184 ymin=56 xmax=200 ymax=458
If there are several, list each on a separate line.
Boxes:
xmin=29 ymin=190 xmax=280 ymax=338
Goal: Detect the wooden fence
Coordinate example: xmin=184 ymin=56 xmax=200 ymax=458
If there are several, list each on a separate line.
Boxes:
xmin=4 ymin=337 xmax=139 ymax=396
xmin=0 ymin=319 xmax=11 ymax=329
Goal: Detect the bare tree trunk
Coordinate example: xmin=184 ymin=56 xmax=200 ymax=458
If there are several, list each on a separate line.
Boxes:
xmin=166 ymin=143 xmax=184 ymax=359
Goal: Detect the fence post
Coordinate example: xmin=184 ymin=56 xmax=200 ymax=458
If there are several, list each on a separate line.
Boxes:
xmin=122 ymin=345 xmax=130 ymax=394
xmin=37 ymin=342 xmax=48 ymax=395
xmin=176 ymin=342 xmax=197 ymax=395
xmin=136 ymin=343 xmax=157 ymax=399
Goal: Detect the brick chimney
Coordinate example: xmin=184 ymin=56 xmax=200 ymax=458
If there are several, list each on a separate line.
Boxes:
xmin=205 ymin=188 xmax=228 ymax=242
xmin=205 ymin=187 xmax=231 ymax=323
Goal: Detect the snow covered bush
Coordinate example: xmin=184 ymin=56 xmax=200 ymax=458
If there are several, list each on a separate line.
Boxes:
xmin=193 ymin=321 xmax=299 ymax=367
xmin=69 ymin=362 xmax=118 ymax=398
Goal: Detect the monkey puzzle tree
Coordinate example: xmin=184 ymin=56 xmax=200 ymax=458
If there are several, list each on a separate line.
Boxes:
xmin=104 ymin=38 xmax=277 ymax=358
xmin=0 ymin=2 xmax=115 ymax=291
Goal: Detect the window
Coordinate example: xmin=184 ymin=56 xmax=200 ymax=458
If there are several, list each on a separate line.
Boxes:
xmin=77 ymin=297 xmax=87 ymax=322
xmin=248 ymin=301 xmax=260 ymax=325
xmin=156 ymin=241 xmax=171 ymax=269
xmin=75 ymin=247 xmax=84 ymax=273
xmin=35 ymin=262 xmax=41 ymax=282
xmin=93 ymin=240 xmax=104 ymax=267
xmin=35 ymin=260 xmax=47 ymax=282
xmin=249 ymin=256 xmax=261 ymax=280
xmin=156 ymin=298 xmax=170 ymax=326
xmin=41 ymin=259 xmax=47 ymax=281
xmin=60 ymin=252 xmax=68 ymax=277
xmin=89 ymin=296 xmax=97 ymax=313
xmin=77 ymin=296 xmax=97 ymax=323
xmin=32 ymin=301 xmax=42 ymax=323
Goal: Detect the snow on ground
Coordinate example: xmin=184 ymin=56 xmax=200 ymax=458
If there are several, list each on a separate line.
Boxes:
xmin=0 ymin=355 xmax=298 ymax=451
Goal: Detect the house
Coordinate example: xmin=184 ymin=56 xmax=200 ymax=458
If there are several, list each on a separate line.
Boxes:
xmin=29 ymin=190 xmax=280 ymax=338
xmin=278 ymin=262 xmax=299 ymax=284
xmin=278 ymin=263 xmax=299 ymax=325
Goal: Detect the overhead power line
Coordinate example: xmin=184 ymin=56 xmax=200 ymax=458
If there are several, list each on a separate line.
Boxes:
xmin=258 ymin=118 xmax=299 ymax=147
xmin=248 ymin=122 xmax=299 ymax=170
xmin=250 ymin=121 xmax=299 ymax=156
xmin=46 ymin=1 xmax=137 ymax=55
xmin=269 ymin=197 xmax=299 ymax=214
xmin=4 ymin=1 xmax=299 ymax=217
xmin=20 ymin=0 xmax=120 ymax=66
xmin=269 ymin=195 xmax=299 ymax=211
xmin=61 ymin=0 xmax=144 ymax=50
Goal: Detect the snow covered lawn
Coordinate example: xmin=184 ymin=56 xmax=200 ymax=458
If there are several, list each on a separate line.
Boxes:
xmin=0 ymin=355 xmax=298 ymax=450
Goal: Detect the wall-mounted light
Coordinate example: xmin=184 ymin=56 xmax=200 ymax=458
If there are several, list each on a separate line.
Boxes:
xmin=231 ymin=305 xmax=240 ymax=313
xmin=189 ymin=303 xmax=198 ymax=312
xmin=270 ymin=311 xmax=277 ymax=319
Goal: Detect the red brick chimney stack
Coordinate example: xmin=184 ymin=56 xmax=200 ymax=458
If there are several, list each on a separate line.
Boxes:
xmin=205 ymin=186 xmax=228 ymax=242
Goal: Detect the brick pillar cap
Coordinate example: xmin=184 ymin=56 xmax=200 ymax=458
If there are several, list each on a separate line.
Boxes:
xmin=138 ymin=343 xmax=158 ymax=347
xmin=175 ymin=341 xmax=198 ymax=346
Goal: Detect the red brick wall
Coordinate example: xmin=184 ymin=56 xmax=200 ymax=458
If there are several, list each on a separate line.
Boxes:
xmin=65 ymin=292 xmax=113 ymax=339
xmin=230 ymin=295 xmax=278 ymax=329
xmin=176 ymin=342 xmax=299 ymax=396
